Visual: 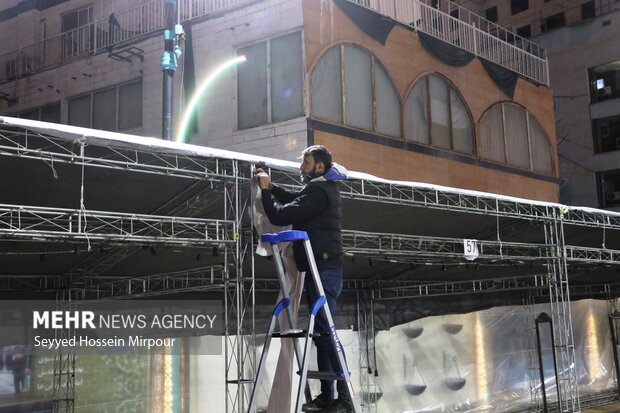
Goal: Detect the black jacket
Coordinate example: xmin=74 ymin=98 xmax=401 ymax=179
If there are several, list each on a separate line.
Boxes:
xmin=261 ymin=181 xmax=343 ymax=272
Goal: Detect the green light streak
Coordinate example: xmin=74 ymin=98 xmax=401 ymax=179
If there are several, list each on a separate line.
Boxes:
xmin=176 ymin=55 xmax=247 ymax=143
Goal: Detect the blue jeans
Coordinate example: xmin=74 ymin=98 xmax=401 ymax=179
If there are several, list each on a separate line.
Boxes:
xmin=304 ymin=267 xmax=349 ymax=401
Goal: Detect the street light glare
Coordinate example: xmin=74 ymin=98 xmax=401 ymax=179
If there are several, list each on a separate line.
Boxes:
xmin=176 ymin=55 xmax=247 ymax=143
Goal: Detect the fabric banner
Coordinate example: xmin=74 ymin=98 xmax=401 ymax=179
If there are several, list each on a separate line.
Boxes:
xmin=480 ymin=58 xmax=518 ymax=99
xmin=334 ymin=0 xmax=397 ymax=45
xmin=418 ymin=32 xmax=475 ymax=67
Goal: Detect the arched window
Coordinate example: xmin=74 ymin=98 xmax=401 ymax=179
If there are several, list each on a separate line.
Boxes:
xmin=405 ymin=74 xmax=474 ymax=155
xmin=479 ymin=102 xmax=553 ymax=174
xmin=311 ymin=44 xmax=402 ymax=137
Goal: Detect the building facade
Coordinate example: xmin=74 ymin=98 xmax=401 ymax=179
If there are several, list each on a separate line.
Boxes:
xmin=455 ymin=0 xmax=620 ymax=38
xmin=454 ymin=0 xmax=620 ymax=210
xmin=0 ymin=0 xmax=559 ymax=201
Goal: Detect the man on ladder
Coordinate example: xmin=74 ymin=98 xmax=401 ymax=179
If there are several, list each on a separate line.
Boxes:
xmin=255 ymin=145 xmax=354 ymax=413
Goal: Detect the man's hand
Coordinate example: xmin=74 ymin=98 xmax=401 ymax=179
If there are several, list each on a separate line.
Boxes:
xmin=253 ymin=168 xmax=272 ymax=190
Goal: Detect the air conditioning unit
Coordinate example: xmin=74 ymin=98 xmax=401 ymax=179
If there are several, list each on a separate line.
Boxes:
xmin=606 ymin=191 xmax=620 ymax=202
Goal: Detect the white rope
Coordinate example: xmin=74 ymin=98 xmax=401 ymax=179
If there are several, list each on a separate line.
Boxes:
xmin=42 ymin=153 xmax=58 ymax=179
xmin=77 ymin=137 xmax=91 ymax=251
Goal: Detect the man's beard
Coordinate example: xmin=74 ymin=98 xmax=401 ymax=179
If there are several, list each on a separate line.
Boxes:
xmin=301 ymin=166 xmax=319 ymax=184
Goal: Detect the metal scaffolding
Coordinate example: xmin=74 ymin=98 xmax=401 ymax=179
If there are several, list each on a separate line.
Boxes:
xmin=357 ymin=291 xmax=380 ymax=413
xmin=544 ymin=216 xmax=579 ymax=412
xmin=1 ymin=120 xmax=619 ymax=412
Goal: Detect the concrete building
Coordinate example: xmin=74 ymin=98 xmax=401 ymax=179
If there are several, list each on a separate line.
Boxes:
xmin=0 ymin=0 xmax=559 ymax=202
xmin=452 ymin=0 xmax=620 ymax=211
xmin=455 ymin=0 xmax=620 ymax=38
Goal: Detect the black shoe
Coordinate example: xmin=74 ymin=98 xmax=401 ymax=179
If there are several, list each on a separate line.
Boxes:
xmin=323 ymin=398 xmax=354 ymax=413
xmin=302 ymin=393 xmax=332 ymax=412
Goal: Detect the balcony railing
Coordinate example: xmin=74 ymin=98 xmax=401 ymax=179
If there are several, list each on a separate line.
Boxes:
xmin=0 ymin=0 xmax=548 ymax=85
xmin=0 ymin=0 xmax=254 ymax=84
xmin=350 ymin=0 xmax=549 ymax=85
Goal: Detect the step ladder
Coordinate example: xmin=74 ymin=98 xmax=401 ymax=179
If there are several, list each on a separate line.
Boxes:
xmin=248 ymin=230 xmax=360 ymax=413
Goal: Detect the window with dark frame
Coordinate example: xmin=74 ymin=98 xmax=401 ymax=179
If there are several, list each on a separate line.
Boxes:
xmin=597 ymin=169 xmax=620 ymax=208
xmin=593 ymin=115 xmax=620 ymax=153
xmin=485 ymin=6 xmax=498 ymax=22
xmin=60 ymin=4 xmax=93 ymax=58
xmin=581 ymin=0 xmax=596 ymax=20
xmin=68 ymin=80 xmax=142 ymax=132
xmin=541 ymin=12 xmax=565 ymax=32
xmin=588 ymin=61 xmax=620 ymax=103
xmin=405 ymin=74 xmax=474 ymax=155
xmin=18 ymin=102 xmax=61 ymax=123
xmin=478 ymin=102 xmax=553 ymax=174
xmin=237 ymin=31 xmax=303 ymax=130
xmin=516 ymin=25 xmax=531 ymax=38
xmin=311 ymin=44 xmax=402 ymax=138
xmin=510 ymin=0 xmax=529 ymax=15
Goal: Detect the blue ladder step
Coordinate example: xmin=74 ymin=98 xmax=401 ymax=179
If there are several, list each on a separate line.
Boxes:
xmin=261 ymin=230 xmax=309 ymax=244
xmin=301 ymin=371 xmax=350 ymax=381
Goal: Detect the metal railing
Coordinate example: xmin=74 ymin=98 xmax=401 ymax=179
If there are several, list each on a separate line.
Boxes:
xmin=349 ymin=0 xmax=549 ymax=85
xmin=0 ymin=0 xmax=254 ymax=84
xmin=96 ymin=1 xmax=164 ymax=50
xmin=0 ymin=0 xmax=548 ymax=84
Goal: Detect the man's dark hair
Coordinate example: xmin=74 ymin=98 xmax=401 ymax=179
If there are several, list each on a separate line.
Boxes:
xmin=303 ymin=145 xmax=332 ymax=171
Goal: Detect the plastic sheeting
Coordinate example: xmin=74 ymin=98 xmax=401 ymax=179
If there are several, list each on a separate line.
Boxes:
xmin=375 ymin=62 xmax=402 ymax=138
xmin=504 ymin=103 xmax=530 ymax=170
xmin=250 ymin=181 xmax=305 ymax=413
xmin=311 ymin=46 xmax=343 ymax=124
xmin=344 ymin=45 xmax=373 ymax=131
xmin=189 ymin=299 xmax=619 ymax=413
xmin=529 ymin=116 xmax=553 ymax=174
xmin=450 ymin=88 xmax=474 ymax=155
xmin=478 ymin=104 xmax=506 ymax=163
xmin=370 ymin=299 xmax=616 ymax=412
xmin=406 ymin=79 xmax=430 ymax=144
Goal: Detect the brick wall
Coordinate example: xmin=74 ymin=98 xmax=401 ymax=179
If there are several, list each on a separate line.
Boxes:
xmin=302 ymin=0 xmax=559 ymax=201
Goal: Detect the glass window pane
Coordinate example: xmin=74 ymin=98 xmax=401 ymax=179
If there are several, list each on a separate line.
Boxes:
xmin=68 ymin=95 xmax=91 ymax=127
xmin=343 ymin=45 xmax=372 ymax=130
xmin=93 ymin=88 xmax=117 ymax=131
xmin=20 ymin=109 xmax=39 ymax=120
xmin=78 ymin=8 xmax=91 ymax=26
xmin=40 ymin=103 xmax=61 ymax=123
xmin=61 ymin=11 xmax=78 ymax=32
xmin=238 ymin=41 xmax=268 ymax=129
xmin=504 ymin=104 xmax=530 ymax=169
xmin=450 ymin=89 xmax=473 ymax=154
xmin=311 ymin=46 xmax=342 ymax=123
xmin=429 ymin=75 xmax=450 ymax=149
xmin=406 ymin=79 xmax=429 ymax=144
xmin=479 ymin=104 xmax=505 ymax=162
xmin=119 ymin=81 xmax=142 ymax=130
xmin=375 ymin=62 xmax=401 ymax=137
xmin=529 ymin=115 xmax=552 ymax=174
xmin=271 ymin=32 xmax=303 ymax=123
